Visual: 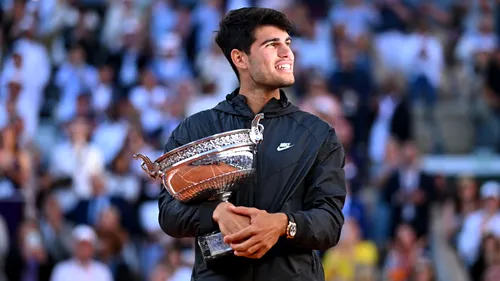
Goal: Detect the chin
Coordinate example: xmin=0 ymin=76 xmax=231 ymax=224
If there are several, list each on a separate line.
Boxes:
xmin=278 ymin=78 xmax=295 ymax=88
xmin=272 ymin=74 xmax=295 ymax=88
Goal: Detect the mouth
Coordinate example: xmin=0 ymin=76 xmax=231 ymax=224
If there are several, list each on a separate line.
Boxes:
xmin=275 ymin=63 xmax=293 ymax=72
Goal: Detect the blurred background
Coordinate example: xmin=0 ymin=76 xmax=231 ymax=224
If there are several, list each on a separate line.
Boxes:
xmin=1 ymin=0 xmax=500 ymax=280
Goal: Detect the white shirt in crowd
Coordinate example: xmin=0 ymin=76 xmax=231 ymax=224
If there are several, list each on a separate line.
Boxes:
xmin=457 ymin=210 xmax=500 ymax=266
xmin=129 ymin=85 xmax=169 ymax=133
xmin=49 ymin=141 xmax=105 ymax=199
xmin=50 ymin=259 xmax=113 ymax=281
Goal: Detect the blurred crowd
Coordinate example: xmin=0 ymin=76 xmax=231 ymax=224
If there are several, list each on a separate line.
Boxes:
xmin=1 ymin=0 xmax=500 ymax=280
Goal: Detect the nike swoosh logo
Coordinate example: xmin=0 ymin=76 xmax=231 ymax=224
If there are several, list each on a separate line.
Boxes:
xmin=277 ymin=145 xmax=294 ymax=151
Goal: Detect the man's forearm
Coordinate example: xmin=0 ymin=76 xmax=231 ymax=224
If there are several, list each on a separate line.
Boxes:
xmin=285 ymin=196 xmax=344 ymax=250
xmin=158 ymin=189 xmax=220 ymax=238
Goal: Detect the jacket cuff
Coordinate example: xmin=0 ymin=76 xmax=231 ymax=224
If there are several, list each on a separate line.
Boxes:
xmin=198 ymin=201 xmax=222 ymax=235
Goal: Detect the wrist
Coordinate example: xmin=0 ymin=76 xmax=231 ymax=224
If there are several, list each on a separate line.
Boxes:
xmin=276 ymin=213 xmax=289 ymax=236
xmin=212 ymin=202 xmax=232 ymax=222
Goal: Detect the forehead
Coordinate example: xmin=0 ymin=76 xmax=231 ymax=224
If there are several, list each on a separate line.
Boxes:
xmin=253 ymin=25 xmax=290 ymax=43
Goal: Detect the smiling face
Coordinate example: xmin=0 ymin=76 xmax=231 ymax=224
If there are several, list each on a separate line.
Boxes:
xmin=232 ymin=25 xmax=295 ymax=90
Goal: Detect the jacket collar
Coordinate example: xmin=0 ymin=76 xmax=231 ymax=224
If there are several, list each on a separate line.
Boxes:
xmin=214 ymin=88 xmax=298 ymax=119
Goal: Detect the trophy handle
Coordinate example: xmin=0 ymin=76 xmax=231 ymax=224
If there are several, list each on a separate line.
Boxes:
xmin=133 ymin=153 xmax=163 ymax=179
xmin=249 ymin=113 xmax=264 ymax=144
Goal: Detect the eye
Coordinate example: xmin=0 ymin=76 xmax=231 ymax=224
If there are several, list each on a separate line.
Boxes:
xmin=266 ymin=42 xmax=276 ymax=48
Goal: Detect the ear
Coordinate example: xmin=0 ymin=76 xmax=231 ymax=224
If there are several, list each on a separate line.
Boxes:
xmin=230 ymin=49 xmax=248 ymax=71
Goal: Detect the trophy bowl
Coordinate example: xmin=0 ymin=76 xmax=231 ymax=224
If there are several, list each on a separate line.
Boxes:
xmin=133 ymin=113 xmax=264 ymax=204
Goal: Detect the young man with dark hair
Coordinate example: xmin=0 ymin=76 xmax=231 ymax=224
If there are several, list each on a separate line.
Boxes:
xmin=158 ymin=7 xmax=346 ymax=281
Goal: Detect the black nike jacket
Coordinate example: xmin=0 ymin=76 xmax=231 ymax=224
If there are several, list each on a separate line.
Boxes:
xmin=158 ymin=89 xmax=346 ymax=281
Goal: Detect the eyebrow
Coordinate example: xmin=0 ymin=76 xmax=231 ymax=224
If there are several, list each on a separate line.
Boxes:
xmin=260 ymin=36 xmax=292 ymax=46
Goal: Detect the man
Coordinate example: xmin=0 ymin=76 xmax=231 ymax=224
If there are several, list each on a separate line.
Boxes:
xmin=458 ymin=181 xmax=500 ymax=267
xmin=50 ymin=225 xmax=113 ymax=281
xmin=158 ymin=7 xmax=346 ymax=281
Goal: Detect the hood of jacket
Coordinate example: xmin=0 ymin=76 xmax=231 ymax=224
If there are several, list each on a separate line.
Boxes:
xmin=214 ymin=88 xmax=300 ymax=119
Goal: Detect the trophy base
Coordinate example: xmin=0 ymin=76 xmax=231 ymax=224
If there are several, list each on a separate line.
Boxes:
xmin=198 ymin=231 xmax=233 ymax=261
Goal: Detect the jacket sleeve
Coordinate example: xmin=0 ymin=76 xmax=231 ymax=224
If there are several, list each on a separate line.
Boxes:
xmin=285 ymin=128 xmax=346 ymax=250
xmin=157 ymin=122 xmax=221 ymax=238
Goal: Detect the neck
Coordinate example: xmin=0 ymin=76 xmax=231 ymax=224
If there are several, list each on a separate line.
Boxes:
xmin=238 ymin=82 xmax=281 ymax=114
xmin=77 ymin=258 xmax=91 ymax=267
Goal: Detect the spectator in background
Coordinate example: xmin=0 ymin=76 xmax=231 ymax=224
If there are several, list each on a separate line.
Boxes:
xmin=152 ymin=32 xmax=193 ymax=87
xmin=1 ymin=49 xmax=43 ymax=145
xmin=329 ymin=0 xmax=379 ymax=43
xmin=48 ymin=116 xmax=104 ymax=211
xmin=129 ymin=67 xmax=170 ymax=136
xmin=410 ymin=257 xmax=436 ymax=281
xmin=100 ymin=0 xmax=142 ymax=55
xmin=0 ymin=122 xmax=31 ymax=195
xmin=66 ymin=172 xmax=136 ymax=233
xmin=383 ymin=223 xmax=425 ymax=281
xmin=442 ymin=174 xmax=479 ymax=245
xmin=149 ymin=262 xmax=174 ymax=281
xmin=195 ymin=39 xmax=239 ymax=100
xmin=404 ymin=16 xmax=444 ymax=108
xmin=91 ymin=101 xmax=131 ymax=166
xmin=54 ymin=44 xmax=99 ymax=124
xmin=162 ymin=243 xmax=193 ymax=281
xmin=39 ymin=194 xmax=73 ymax=265
xmin=94 ymin=207 xmax=140 ymax=281
xmin=105 ymin=145 xmax=141 ymax=204
xmin=455 ymin=14 xmax=497 ymax=75
xmin=477 ymin=47 xmax=500 ymax=152
xmin=458 ymin=181 xmax=500 ymax=267
xmin=368 ymin=74 xmax=411 ymax=169
xmin=6 ymin=219 xmax=55 ymax=281
xmin=185 ymin=76 xmax=222 ymax=117
xmin=322 ymin=218 xmax=378 ymax=281
xmin=50 ymin=224 xmax=113 ymax=281
xmin=330 ymin=40 xmax=373 ymax=146
xmin=383 ymin=141 xmax=435 ymax=239
xmin=470 ymin=233 xmax=500 ymax=281
xmin=91 ymin=63 xmax=119 ymax=120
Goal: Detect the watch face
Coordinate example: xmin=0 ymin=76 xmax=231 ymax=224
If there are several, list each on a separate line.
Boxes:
xmin=290 ymin=224 xmax=297 ymax=236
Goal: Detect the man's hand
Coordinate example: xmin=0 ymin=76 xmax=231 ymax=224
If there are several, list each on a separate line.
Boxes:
xmin=212 ymin=202 xmax=251 ymax=237
xmin=223 ymin=206 xmax=288 ymax=259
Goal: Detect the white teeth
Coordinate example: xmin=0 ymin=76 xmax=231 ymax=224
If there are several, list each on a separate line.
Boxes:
xmin=276 ymin=64 xmax=291 ymax=70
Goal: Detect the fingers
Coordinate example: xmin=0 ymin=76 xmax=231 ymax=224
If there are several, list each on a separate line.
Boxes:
xmin=229 ymin=206 xmax=260 ymax=216
xmin=235 ymin=244 xmax=270 ymax=259
xmin=224 ymin=226 xmax=255 ymax=244
xmin=230 ymin=236 xmax=259 ymax=252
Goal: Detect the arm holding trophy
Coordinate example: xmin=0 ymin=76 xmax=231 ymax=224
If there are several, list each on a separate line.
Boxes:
xmin=134 ymin=114 xmax=265 ymax=261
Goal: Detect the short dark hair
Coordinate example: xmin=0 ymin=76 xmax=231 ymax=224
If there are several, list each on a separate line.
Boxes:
xmin=215 ymin=7 xmax=293 ymax=80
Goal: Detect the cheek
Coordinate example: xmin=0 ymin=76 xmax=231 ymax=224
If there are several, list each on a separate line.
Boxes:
xmin=255 ymin=53 xmax=274 ymax=72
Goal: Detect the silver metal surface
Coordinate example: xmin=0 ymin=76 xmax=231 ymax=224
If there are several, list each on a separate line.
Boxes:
xmin=133 ymin=113 xmax=264 ymax=203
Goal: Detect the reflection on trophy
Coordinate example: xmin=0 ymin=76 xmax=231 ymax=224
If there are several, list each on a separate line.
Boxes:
xmin=133 ymin=113 xmax=265 ymax=260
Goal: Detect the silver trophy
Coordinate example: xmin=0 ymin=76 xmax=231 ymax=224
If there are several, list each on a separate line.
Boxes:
xmin=133 ymin=113 xmax=264 ymax=260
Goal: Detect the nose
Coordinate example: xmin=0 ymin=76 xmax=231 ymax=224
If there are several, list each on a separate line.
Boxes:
xmin=278 ymin=44 xmax=293 ymax=59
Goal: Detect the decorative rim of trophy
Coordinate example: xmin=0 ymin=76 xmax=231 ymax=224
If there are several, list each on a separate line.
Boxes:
xmin=133 ymin=113 xmax=265 ymax=202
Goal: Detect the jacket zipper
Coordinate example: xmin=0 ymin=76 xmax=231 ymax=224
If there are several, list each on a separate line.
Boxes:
xmin=251 ymin=114 xmax=262 ymax=207
xmin=251 ymin=114 xmax=262 ymax=281
xmin=312 ymin=251 xmax=317 ymax=273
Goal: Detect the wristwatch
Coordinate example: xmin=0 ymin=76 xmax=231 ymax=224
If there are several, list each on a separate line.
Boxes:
xmin=286 ymin=214 xmax=297 ymax=239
